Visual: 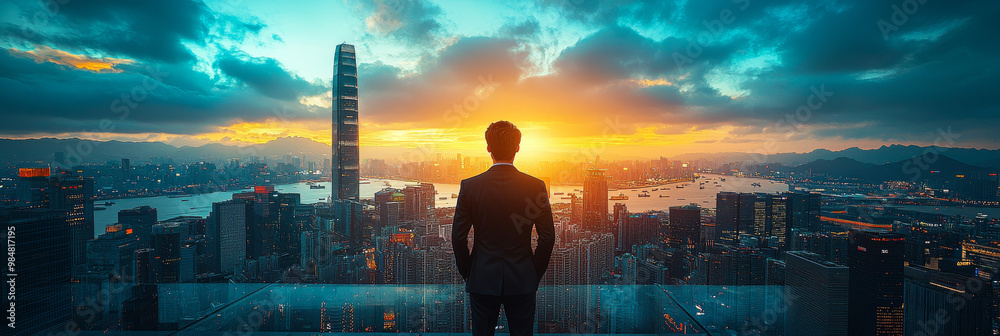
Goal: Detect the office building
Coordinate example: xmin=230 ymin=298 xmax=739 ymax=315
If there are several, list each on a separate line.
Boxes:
xmin=208 ymin=199 xmax=251 ymax=274
xmin=848 ymin=231 xmax=905 ymax=336
xmin=118 ymin=205 xmax=157 ymax=249
xmin=1 ymin=207 xmax=72 ymax=336
xmin=403 ymin=183 xmax=435 ymax=221
xmin=583 ymin=168 xmax=608 ymax=231
xmin=669 ymin=204 xmax=701 ymax=250
xmin=332 ymin=43 xmax=360 ymax=200
xmin=784 ymin=251 xmax=849 ymax=336
xmin=903 ymin=265 xmax=990 ymax=336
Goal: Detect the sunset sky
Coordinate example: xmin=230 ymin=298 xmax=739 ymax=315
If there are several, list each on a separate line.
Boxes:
xmin=1 ymin=0 xmax=998 ymax=161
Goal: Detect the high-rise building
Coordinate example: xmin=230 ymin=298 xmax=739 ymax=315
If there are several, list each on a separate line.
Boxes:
xmin=208 ymin=199 xmax=251 ymax=274
xmin=618 ymin=212 xmax=660 ymax=253
xmin=848 ymin=230 xmax=905 ymax=336
xmin=332 ymin=43 xmax=360 ymax=200
xmin=403 ymin=183 xmax=435 ymax=221
xmin=15 ymin=167 xmax=51 ymax=207
xmin=332 ymin=199 xmax=365 ymax=245
xmin=151 ymin=223 xmax=184 ymax=283
xmin=119 ymin=205 xmax=157 ymax=249
xmin=49 ymin=172 xmax=95 ymax=272
xmin=903 ymin=265 xmax=991 ymax=336
xmin=784 ymin=251 xmax=849 ymax=336
xmin=669 ymin=204 xmax=701 ymax=250
xmin=87 ymin=227 xmax=137 ymax=281
xmin=613 ymin=203 xmax=628 ymax=250
xmin=1 ymin=207 xmax=72 ymax=336
xmin=583 ymin=168 xmax=608 ymax=231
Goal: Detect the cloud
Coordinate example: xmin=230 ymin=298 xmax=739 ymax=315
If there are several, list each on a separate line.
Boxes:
xmin=216 ymin=52 xmax=326 ymax=101
xmin=8 ymin=45 xmax=135 ymax=73
xmin=359 ymin=0 xmax=446 ymax=45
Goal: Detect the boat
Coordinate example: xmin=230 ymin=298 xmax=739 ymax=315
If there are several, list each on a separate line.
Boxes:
xmin=182 ymin=199 xmax=189 ymax=202
xmin=104 ymin=201 xmax=115 ymax=206
xmin=554 ymin=192 xmax=564 ymax=195
xmin=561 ymin=196 xmax=573 ymax=200
xmin=675 ymin=185 xmax=684 ymax=189
xmin=451 ymin=193 xmax=458 ymax=198
xmin=94 ymin=206 xmax=107 ymax=211
xmin=700 ymin=186 xmax=705 ymax=189
xmin=384 ymin=181 xmax=392 ymax=186
xmin=638 ymin=192 xmax=651 ymax=197
xmin=610 ymin=193 xmax=629 ymax=200
xmin=310 ymin=185 xmax=326 ymax=189
xmin=677 ymin=198 xmax=686 ymax=200
xmin=652 ymin=188 xmax=658 ymax=191
xmin=659 ymin=195 xmax=670 ymax=198
xmin=703 ymin=201 xmax=709 ymax=203
xmin=720 ymin=178 xmax=726 ymax=182
xmin=439 ymin=197 xmax=448 ymax=200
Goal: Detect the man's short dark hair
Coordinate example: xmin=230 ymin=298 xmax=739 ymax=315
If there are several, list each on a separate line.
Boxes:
xmin=485 ymin=121 xmax=521 ymax=161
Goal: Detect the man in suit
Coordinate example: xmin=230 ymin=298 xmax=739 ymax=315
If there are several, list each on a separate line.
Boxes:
xmin=452 ymin=120 xmax=555 ymax=336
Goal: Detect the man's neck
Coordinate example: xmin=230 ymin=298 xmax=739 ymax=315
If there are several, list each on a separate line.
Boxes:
xmin=492 ymin=160 xmax=514 ymax=165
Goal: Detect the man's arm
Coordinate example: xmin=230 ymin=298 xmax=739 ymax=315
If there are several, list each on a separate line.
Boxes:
xmin=532 ymin=181 xmax=555 ymax=280
xmin=451 ymin=180 xmax=473 ymax=280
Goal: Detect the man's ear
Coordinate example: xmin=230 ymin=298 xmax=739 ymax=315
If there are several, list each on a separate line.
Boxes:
xmin=515 ymin=145 xmax=520 ymax=153
xmin=487 ymin=145 xmax=492 ymax=153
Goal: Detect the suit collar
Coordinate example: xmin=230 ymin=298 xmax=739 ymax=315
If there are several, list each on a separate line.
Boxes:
xmin=488 ymin=164 xmax=518 ymax=172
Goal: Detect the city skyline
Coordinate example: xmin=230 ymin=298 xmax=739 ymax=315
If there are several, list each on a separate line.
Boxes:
xmin=2 ymin=0 xmax=999 ymax=162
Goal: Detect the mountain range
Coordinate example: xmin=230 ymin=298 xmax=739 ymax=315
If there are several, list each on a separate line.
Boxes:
xmin=672 ymin=144 xmax=1000 ymax=170
xmin=1 ymin=138 xmax=998 ymax=173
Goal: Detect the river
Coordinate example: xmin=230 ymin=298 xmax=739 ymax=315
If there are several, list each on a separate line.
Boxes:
xmin=92 ymin=174 xmax=787 ymax=236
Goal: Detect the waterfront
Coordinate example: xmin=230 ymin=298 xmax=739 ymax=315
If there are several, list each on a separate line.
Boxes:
xmin=93 ymin=174 xmax=787 ymax=236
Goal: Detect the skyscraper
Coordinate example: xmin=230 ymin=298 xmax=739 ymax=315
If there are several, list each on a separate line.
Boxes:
xmin=784 ymin=251 xmax=849 ymax=336
xmin=583 ymin=168 xmax=608 ymax=231
xmin=1 ymin=207 xmax=71 ymax=336
xmin=332 ymin=43 xmax=360 ymax=200
xmin=848 ymin=230 xmax=905 ymax=336
xmin=208 ymin=199 xmax=251 ymax=274
xmin=903 ymin=265 xmax=991 ymax=336
xmin=119 ymin=205 xmax=157 ymax=249
xmin=669 ymin=204 xmax=701 ymax=250
xmin=49 ymin=172 xmax=95 ymax=273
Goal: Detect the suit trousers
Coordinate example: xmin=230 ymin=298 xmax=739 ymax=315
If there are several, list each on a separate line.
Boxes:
xmin=468 ymin=291 xmax=536 ymax=336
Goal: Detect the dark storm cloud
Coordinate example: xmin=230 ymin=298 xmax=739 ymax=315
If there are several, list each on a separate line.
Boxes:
xmin=0 ymin=49 xmax=320 ymax=136
xmin=0 ymin=0 xmax=323 ymax=136
xmin=534 ymin=0 xmax=677 ymax=27
xmin=524 ymin=0 xmax=1000 ymax=146
xmin=216 ymin=52 xmax=326 ymax=101
xmin=3 ymin=0 xmax=265 ymax=64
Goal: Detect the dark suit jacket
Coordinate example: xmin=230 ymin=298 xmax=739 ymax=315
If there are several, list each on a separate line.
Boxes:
xmin=452 ymin=164 xmax=555 ymax=295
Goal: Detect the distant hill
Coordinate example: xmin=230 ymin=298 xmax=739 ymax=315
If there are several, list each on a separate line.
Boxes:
xmin=793 ymin=157 xmax=877 ymax=177
xmin=673 ymin=144 xmax=1000 ymax=169
xmin=0 ymin=137 xmax=331 ymax=165
xmin=792 ymin=154 xmax=994 ymax=182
